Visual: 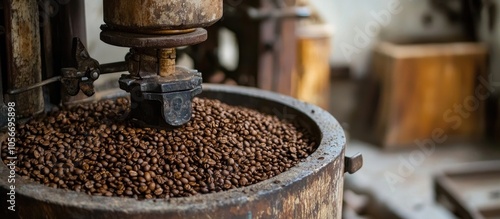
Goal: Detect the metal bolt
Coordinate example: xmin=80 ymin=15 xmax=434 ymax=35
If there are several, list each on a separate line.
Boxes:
xmin=81 ymin=51 xmax=88 ymax=59
xmin=91 ymin=71 xmax=99 ymax=80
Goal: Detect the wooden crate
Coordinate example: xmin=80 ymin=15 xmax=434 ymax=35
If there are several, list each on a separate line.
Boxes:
xmin=357 ymin=42 xmax=488 ymax=148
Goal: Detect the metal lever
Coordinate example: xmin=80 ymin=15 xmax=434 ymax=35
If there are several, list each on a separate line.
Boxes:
xmin=60 ymin=37 xmax=101 ymax=96
xmin=6 ymin=39 xmax=126 ymax=96
xmin=7 ymin=76 xmax=61 ymax=95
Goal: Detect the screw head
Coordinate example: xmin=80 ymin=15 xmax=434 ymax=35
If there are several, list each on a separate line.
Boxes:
xmin=91 ymin=71 xmax=99 ymax=80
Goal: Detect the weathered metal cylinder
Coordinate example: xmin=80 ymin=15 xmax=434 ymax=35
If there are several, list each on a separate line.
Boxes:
xmin=103 ymin=0 xmax=223 ymax=33
xmin=4 ymin=0 xmax=44 ymax=118
xmin=0 ymin=84 xmax=347 ymax=218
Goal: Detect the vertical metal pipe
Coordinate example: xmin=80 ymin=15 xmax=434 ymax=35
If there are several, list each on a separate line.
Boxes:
xmin=3 ymin=0 xmax=44 ymax=118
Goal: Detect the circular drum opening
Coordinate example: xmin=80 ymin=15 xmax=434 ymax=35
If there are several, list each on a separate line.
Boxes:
xmin=0 ymin=84 xmax=346 ymax=219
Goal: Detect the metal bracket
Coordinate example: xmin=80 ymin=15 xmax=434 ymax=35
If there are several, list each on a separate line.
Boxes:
xmin=60 ymin=37 xmax=100 ymax=96
xmin=344 ymin=153 xmax=363 ymax=174
xmin=143 ymin=87 xmax=202 ymax=126
xmin=120 ymin=67 xmax=202 ymax=127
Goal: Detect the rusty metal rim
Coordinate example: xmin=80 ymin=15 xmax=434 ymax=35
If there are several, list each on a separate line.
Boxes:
xmin=0 ymin=84 xmax=345 ymax=214
xmin=101 ymin=20 xmax=221 ymax=33
xmin=100 ymin=27 xmax=208 ymax=48
xmin=115 ymin=28 xmax=196 ymax=35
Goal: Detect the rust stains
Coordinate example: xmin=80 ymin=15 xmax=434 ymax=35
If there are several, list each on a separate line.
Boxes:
xmin=103 ymin=0 xmax=223 ymax=31
xmin=4 ymin=0 xmax=44 ymax=118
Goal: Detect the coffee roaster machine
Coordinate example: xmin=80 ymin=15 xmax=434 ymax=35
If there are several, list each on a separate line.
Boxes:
xmin=0 ymin=0 xmax=362 ymax=218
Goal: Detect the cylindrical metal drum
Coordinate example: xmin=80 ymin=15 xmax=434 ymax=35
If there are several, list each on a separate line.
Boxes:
xmin=103 ymin=0 xmax=223 ymax=33
xmin=1 ymin=84 xmax=348 ymax=218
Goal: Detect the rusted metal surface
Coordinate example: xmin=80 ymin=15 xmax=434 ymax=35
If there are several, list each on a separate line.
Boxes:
xmin=100 ymin=62 xmax=128 ymax=74
xmin=60 ymin=38 xmax=100 ymax=97
xmin=100 ymin=19 xmax=207 ymax=128
xmin=158 ymin=48 xmax=176 ymax=77
xmin=103 ymin=0 xmax=223 ymax=32
xmin=0 ymin=84 xmax=348 ymax=218
xmin=100 ymin=27 xmax=208 ymax=48
xmin=125 ymin=48 xmax=157 ymax=77
xmin=119 ymin=67 xmax=203 ymax=127
xmin=99 ymin=0 xmax=218 ymax=129
xmin=3 ymin=0 xmax=44 ymax=118
xmin=6 ymin=60 xmax=127 ymax=96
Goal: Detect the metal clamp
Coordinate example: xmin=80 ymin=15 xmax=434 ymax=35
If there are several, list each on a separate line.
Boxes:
xmin=60 ymin=38 xmax=101 ymax=96
xmin=119 ymin=67 xmax=202 ymax=127
xmin=344 ymin=153 xmax=363 ymax=174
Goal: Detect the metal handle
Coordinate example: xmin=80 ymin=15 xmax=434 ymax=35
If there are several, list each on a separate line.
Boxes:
xmin=344 ymin=153 xmax=363 ymax=174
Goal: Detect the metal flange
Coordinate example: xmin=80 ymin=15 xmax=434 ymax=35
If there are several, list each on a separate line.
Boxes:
xmin=119 ymin=68 xmax=202 ymax=93
xmin=102 ymin=0 xmax=223 ymax=32
xmin=100 ymin=27 xmax=208 ymax=48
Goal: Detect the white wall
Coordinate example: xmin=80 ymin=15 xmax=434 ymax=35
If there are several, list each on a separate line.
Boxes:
xmin=85 ymin=0 xmax=128 ymax=64
xmin=308 ymin=0 xmax=463 ymax=78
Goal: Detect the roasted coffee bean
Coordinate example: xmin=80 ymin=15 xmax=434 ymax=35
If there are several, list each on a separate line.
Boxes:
xmin=129 ymin=170 xmax=138 ymax=177
xmin=1 ymin=97 xmax=316 ymax=199
xmin=154 ymin=188 xmax=163 ymax=196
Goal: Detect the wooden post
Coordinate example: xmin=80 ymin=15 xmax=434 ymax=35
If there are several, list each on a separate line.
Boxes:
xmin=294 ymin=25 xmax=331 ymax=109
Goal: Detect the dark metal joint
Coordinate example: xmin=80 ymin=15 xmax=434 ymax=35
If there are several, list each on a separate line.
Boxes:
xmin=119 ymin=66 xmax=203 ymax=127
xmin=61 ymin=38 xmax=101 ymax=97
xmin=344 ymin=153 xmax=363 ymax=174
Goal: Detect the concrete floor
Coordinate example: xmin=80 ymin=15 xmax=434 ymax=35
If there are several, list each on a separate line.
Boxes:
xmin=328 ymin=79 xmax=500 ymax=219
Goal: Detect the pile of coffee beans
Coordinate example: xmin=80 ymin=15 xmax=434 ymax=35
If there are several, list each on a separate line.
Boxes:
xmin=1 ymin=97 xmax=317 ymax=199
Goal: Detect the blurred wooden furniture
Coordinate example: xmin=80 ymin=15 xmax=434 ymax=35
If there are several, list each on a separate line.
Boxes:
xmin=355 ymin=42 xmax=488 ymax=148
xmin=293 ymin=24 xmax=331 ymax=109
xmin=497 ymin=97 xmax=500 ymax=142
xmin=192 ymin=0 xmax=304 ymax=96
